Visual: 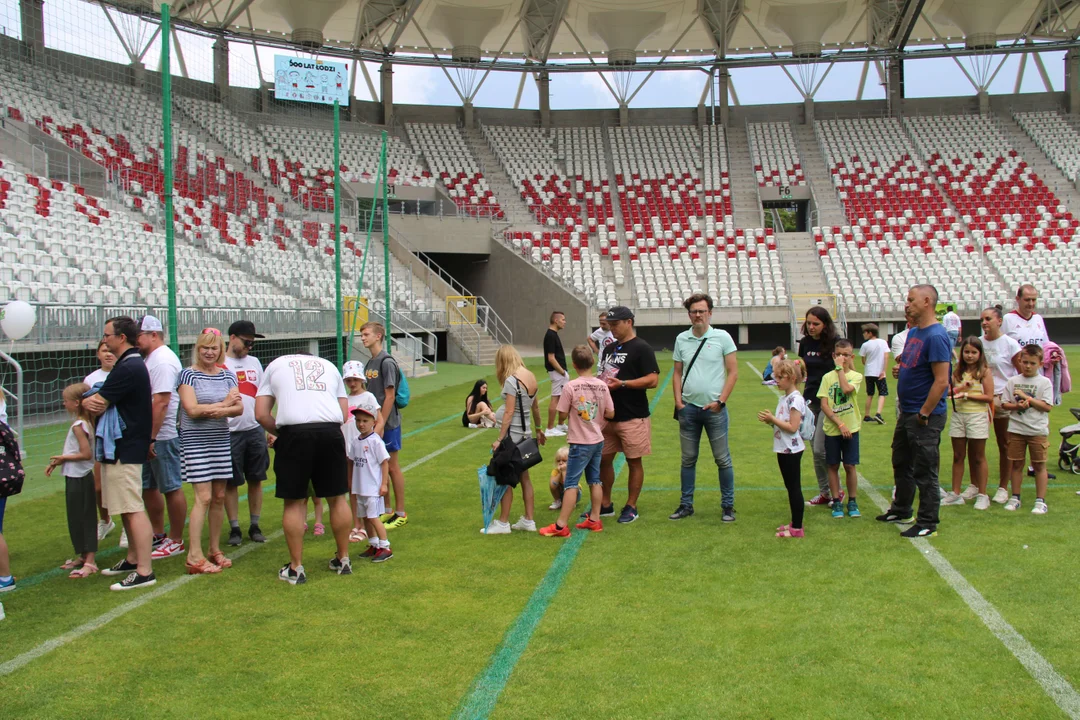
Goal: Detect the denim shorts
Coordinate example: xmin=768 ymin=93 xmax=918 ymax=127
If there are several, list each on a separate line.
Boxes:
xmin=824 ymin=432 xmax=860 ymax=466
xmin=141 ymin=436 xmax=183 ymax=493
xmin=563 ymin=441 xmax=604 ymax=492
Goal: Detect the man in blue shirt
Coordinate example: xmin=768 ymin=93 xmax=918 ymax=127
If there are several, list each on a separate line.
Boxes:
xmin=876 ymin=285 xmax=951 ymax=537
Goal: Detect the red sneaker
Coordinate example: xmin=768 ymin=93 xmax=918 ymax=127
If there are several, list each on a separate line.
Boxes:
xmin=574 ymin=517 xmax=603 ymax=532
xmin=372 ymin=548 xmax=393 ymax=563
xmin=807 ymin=493 xmax=831 ymax=506
xmin=360 ymin=546 xmax=378 ymax=558
xmin=539 ymin=523 xmax=571 ymax=537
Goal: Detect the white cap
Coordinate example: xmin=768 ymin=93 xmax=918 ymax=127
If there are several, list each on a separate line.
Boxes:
xmin=342 ymin=360 xmax=365 ymax=381
xmin=350 ymin=395 xmax=380 ymax=419
xmin=139 ymin=315 xmax=163 ymax=333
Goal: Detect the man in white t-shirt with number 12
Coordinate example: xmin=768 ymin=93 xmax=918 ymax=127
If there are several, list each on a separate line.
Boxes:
xmin=256 ymin=354 xmax=352 ymax=586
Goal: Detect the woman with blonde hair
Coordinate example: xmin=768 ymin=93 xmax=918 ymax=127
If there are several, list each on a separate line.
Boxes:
xmin=177 ymin=328 xmax=243 ymax=573
xmin=484 ymin=345 xmax=545 ymax=534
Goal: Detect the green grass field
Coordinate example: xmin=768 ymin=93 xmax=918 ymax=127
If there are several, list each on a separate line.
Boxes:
xmin=2 ymin=350 xmax=1079 ymax=719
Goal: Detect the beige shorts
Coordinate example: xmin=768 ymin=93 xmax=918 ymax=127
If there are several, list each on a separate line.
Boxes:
xmin=949 ymin=409 xmax=991 ymax=440
xmin=101 ymin=461 xmax=146 ymax=515
xmin=549 ymin=370 xmax=568 ymax=397
xmin=992 ymin=396 xmax=1010 ymax=420
xmin=602 ymin=417 xmax=652 ymax=460
xmin=1007 ymin=433 xmax=1049 ymax=464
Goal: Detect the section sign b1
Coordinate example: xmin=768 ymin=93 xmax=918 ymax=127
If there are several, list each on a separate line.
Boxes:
xmin=274 ymin=55 xmax=348 ymax=106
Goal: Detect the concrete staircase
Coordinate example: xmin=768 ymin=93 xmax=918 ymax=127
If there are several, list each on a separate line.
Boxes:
xmin=724 ymin=124 xmax=763 ymax=228
xmin=995 ymin=112 xmax=1080 ymax=213
xmin=448 ymin=323 xmax=500 ymax=365
xmin=600 ymin=125 xmax=632 ymax=301
xmin=793 ymin=124 xmax=847 ymax=227
xmin=777 ymin=231 xmax=830 ymax=304
xmin=462 ymin=127 xmax=533 ymax=224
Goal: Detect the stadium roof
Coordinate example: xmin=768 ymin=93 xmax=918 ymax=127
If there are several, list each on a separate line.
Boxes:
xmin=122 ymin=0 xmax=1080 ymax=69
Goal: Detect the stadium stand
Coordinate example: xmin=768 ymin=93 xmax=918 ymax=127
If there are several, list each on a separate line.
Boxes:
xmin=1013 ymin=110 xmax=1080 ymax=183
xmin=407 ymin=123 xmax=501 ymax=219
xmin=748 ymin=122 xmax=806 ymax=188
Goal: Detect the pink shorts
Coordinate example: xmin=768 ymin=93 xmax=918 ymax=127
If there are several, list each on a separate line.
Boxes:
xmin=602 ymin=418 xmax=652 ymax=460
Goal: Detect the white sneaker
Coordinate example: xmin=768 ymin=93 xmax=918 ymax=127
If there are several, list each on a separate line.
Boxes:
xmin=118 ymin=529 xmax=129 ymax=548
xmin=1004 ymin=497 xmax=1021 ymax=511
xmin=938 ymin=486 xmax=947 ymax=499
xmin=1031 ymin=500 xmax=1048 ymax=515
xmin=481 ymin=520 xmax=511 ymax=535
xmin=548 ymin=500 xmax=562 ymax=510
xmin=556 ymin=424 xmax=569 ymax=434
xmin=544 ymin=426 xmax=566 ymax=437
xmin=992 ymin=487 xmax=1010 ymax=504
xmin=974 ymin=494 xmax=991 ymax=511
xmin=941 ymin=492 xmax=965 ymax=506
xmin=511 ymin=517 xmax=537 ymax=532
xmin=960 ymin=484 xmax=980 ymax=501
xmin=97 ymin=519 xmax=116 ymax=540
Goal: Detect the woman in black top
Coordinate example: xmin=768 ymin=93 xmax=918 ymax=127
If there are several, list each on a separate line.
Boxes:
xmin=798 ymin=306 xmax=838 ymax=506
xmin=463 ymin=380 xmax=497 ymax=428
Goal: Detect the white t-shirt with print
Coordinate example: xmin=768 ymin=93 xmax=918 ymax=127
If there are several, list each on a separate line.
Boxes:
xmin=859 ymin=338 xmax=890 ymax=377
xmin=257 ymin=355 xmax=347 ymax=427
xmin=144 ymin=344 xmax=182 ymax=441
xmin=942 ymin=312 xmax=962 ymax=334
xmin=349 ymin=431 xmax=390 ymax=496
xmin=773 ymin=390 xmax=807 ymax=454
xmin=343 ymin=391 xmax=377 ymax=447
xmin=1002 ymin=312 xmax=1049 ymax=350
xmin=224 ymin=354 xmax=264 ymax=433
xmin=1005 ymin=374 xmax=1053 ymax=436
xmin=980 ymin=334 xmax=1022 ymax=396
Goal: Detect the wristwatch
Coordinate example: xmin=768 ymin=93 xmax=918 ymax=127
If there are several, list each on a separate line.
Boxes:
xmin=717 ymin=400 xmax=726 ymax=411
xmin=620 ymin=380 xmax=626 ymax=390
xmin=917 ymin=413 xmax=930 ymax=424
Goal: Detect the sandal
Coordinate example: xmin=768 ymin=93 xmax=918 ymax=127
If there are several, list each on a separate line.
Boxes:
xmin=186 ymin=558 xmax=222 ymax=574
xmin=313 ymin=522 xmax=326 ymax=536
xmin=349 ymin=528 xmax=367 ymax=543
xmin=208 ymin=551 xmax=233 ymax=569
xmin=69 ymin=563 xmax=98 ymax=578
xmin=776 ymin=527 xmax=805 ymax=538
xmin=60 ymin=558 xmax=84 ymax=570
xmin=776 ymin=524 xmax=791 ymax=533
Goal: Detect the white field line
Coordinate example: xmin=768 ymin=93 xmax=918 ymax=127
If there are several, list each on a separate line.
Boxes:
xmin=748 ymin=361 xmax=1080 ymax=719
xmin=0 ymin=410 xmax=540 ymax=679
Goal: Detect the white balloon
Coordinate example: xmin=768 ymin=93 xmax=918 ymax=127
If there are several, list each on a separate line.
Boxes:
xmin=1 ymin=301 xmax=36 ymax=340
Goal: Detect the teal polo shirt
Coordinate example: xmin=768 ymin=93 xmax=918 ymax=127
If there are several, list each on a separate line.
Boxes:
xmin=673 ymin=327 xmax=738 ymax=407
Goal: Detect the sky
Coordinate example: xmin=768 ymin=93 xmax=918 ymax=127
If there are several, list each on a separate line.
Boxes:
xmin=0 ymin=0 xmax=1067 ymax=111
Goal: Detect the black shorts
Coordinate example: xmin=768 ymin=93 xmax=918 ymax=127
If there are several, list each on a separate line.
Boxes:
xmin=229 ymin=427 xmax=270 ymax=487
xmin=273 ymin=423 xmax=348 ymax=500
xmin=866 ymin=376 xmax=889 ymax=397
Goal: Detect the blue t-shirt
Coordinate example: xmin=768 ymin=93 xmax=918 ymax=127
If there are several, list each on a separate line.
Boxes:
xmin=896 ymin=324 xmax=952 ymax=415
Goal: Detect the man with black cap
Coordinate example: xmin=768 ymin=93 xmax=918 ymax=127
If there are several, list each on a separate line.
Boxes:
xmin=593 ymin=305 xmax=659 ymax=524
xmin=224 ymin=320 xmax=269 ymax=545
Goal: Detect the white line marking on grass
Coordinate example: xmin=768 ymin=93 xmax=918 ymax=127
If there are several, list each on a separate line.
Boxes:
xmin=0 ymin=415 xmax=524 ymax=679
xmin=749 ymin=361 xmax=1080 ymax=719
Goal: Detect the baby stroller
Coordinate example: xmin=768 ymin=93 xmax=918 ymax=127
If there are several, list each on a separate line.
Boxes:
xmin=1059 ymin=408 xmax=1080 ymax=475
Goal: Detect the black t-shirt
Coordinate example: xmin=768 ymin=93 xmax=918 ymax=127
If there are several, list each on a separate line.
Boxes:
xmin=98 ymin=347 xmax=152 ymax=465
xmin=543 ymin=329 xmax=566 ymax=374
xmin=599 ymin=336 xmax=660 ymax=421
xmin=798 ymin=336 xmax=830 ymax=406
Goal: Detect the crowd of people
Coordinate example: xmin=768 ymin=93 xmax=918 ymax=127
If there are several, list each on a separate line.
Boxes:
xmin=0 ymin=283 xmax=1072 ymax=599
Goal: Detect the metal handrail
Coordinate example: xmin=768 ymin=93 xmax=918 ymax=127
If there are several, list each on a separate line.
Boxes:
xmin=446 ymin=301 xmax=484 ymax=364
xmin=349 ymin=298 xmax=437 ymax=377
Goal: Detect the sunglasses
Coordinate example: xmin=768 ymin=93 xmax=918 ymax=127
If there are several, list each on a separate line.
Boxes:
xmin=201 ymin=327 xmax=222 ymax=337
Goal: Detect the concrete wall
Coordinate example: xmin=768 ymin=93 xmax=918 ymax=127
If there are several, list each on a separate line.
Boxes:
xmin=446 ymin=239 xmax=590 ymax=351
xmin=394 ymin=216 xmax=493 ymax=254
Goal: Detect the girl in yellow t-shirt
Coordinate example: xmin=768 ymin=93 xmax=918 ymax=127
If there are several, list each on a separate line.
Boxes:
xmin=945 ymin=337 xmax=995 ymax=509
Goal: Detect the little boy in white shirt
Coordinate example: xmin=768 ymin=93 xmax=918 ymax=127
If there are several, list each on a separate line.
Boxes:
xmin=348 ymin=398 xmax=393 ymax=562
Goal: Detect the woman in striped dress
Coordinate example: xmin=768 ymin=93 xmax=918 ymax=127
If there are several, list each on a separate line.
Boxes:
xmin=177 ymin=329 xmax=243 ymax=574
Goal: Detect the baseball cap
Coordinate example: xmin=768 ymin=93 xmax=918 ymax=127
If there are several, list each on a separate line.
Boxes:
xmin=606 ymin=306 xmax=635 ymax=322
xmin=228 ymin=320 xmax=265 ymax=339
xmin=350 ymin=396 xmax=380 ymax=419
xmin=342 ymin=360 xmax=366 ymax=381
xmin=138 ymin=315 xmax=163 ymax=333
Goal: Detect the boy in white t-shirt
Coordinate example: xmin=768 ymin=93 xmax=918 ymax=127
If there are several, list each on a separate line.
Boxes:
xmin=859 ymin=323 xmax=891 ymax=425
xmin=342 ymin=361 xmax=377 ymax=543
xmin=348 ymin=399 xmax=393 ymax=562
xmin=1001 ymin=345 xmax=1054 ymax=515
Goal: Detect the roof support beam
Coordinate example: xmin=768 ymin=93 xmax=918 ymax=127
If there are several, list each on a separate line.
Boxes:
xmin=624 ymin=16 xmax=701 ymax=105
xmin=99 ymin=2 xmax=137 ymax=64
xmin=520 ymin=0 xmax=570 ymax=63
xmin=561 ymin=17 xmax=621 ymax=105
xmin=219 ymin=0 xmax=255 ymax=29
xmin=889 ymin=0 xmax=927 ymax=50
